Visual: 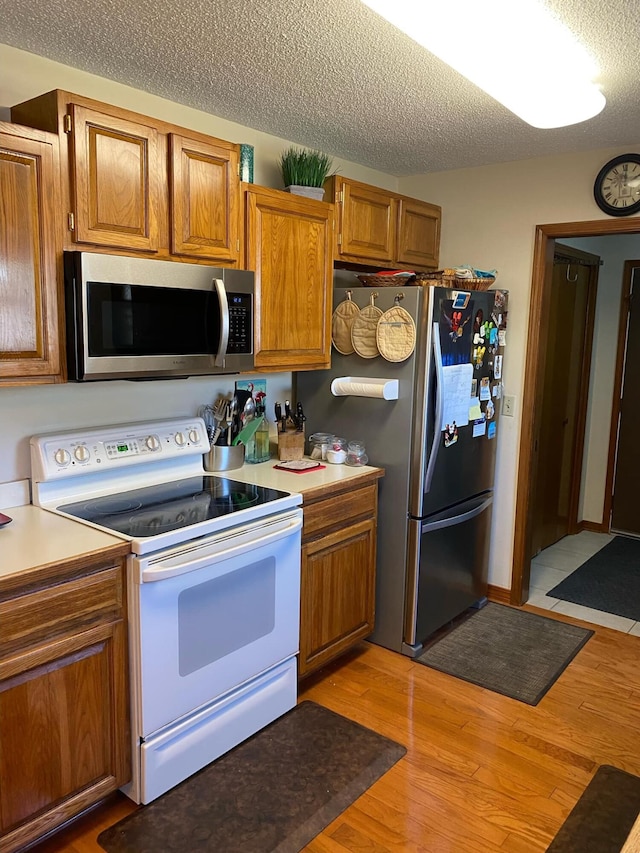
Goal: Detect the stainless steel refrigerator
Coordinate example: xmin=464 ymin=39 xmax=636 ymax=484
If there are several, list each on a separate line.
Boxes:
xmin=295 ymin=278 xmax=508 ymax=657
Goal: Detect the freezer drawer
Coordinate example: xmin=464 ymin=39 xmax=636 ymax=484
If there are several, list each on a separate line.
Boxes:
xmin=403 ymin=493 xmax=493 ymax=656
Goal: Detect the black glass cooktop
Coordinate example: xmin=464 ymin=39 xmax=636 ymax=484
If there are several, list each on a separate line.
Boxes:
xmin=58 ymin=476 xmax=291 ymax=538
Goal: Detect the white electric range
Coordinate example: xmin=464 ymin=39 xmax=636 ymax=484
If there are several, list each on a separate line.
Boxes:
xmin=31 ymin=417 xmax=303 ymax=804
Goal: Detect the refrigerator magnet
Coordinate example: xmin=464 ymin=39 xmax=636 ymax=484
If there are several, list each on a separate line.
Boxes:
xmin=494 ymin=355 xmax=503 ymax=380
xmin=498 ymin=329 xmax=506 ymax=347
xmin=488 ymin=422 xmax=497 ymax=439
xmin=472 ymin=417 xmax=486 ymax=438
xmin=485 ymin=399 xmax=495 ymax=419
xmin=479 ymin=377 xmax=491 ymax=401
xmin=443 ymin=423 xmax=459 ymax=448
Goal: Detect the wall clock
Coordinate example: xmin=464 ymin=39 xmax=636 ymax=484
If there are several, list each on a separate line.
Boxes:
xmin=593 ymin=153 xmax=640 ymax=216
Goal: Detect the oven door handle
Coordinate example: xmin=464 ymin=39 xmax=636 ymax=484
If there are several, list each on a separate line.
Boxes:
xmin=214 ymin=278 xmax=229 ymax=368
xmin=140 ymin=513 xmax=302 ymax=582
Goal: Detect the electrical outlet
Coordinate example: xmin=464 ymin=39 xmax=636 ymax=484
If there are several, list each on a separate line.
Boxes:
xmin=503 ymin=395 xmax=515 ymax=417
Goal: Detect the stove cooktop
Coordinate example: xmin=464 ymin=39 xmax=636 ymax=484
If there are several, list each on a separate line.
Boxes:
xmin=58 ymin=475 xmax=291 ymax=539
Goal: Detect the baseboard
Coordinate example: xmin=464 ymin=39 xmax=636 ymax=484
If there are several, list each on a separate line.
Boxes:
xmin=487 ymin=584 xmax=511 ymax=604
xmin=578 ymin=519 xmax=609 ymax=534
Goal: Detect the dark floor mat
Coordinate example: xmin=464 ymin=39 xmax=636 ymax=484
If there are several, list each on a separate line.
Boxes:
xmin=546 ymin=765 xmax=640 ymax=852
xmin=547 ymin=536 xmax=640 ymax=621
xmin=98 ymin=701 xmax=406 ymax=853
xmin=416 ymin=602 xmax=593 ymax=705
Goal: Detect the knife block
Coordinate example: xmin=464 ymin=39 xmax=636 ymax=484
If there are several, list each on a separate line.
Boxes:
xmin=277 ymin=429 xmax=305 ymax=461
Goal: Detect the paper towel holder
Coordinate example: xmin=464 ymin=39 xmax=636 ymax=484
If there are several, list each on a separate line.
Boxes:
xmin=330 ymin=377 xmax=399 ymax=400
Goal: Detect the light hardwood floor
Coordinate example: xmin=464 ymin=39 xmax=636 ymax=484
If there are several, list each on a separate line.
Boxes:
xmin=29 ymin=605 xmax=640 ymax=853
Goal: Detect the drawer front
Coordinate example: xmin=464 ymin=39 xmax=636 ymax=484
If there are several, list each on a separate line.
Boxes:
xmin=0 ymin=565 xmax=124 ymax=658
xmin=303 ymin=484 xmax=377 ymax=541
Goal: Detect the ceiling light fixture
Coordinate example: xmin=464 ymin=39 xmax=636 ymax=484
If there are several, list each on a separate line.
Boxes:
xmin=361 ymin=0 xmax=606 ymax=128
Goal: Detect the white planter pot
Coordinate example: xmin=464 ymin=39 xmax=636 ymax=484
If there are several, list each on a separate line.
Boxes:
xmin=284 ymin=185 xmax=325 ymax=201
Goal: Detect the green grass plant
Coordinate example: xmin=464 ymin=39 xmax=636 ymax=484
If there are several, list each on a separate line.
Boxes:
xmin=279 ymin=146 xmax=334 ymax=188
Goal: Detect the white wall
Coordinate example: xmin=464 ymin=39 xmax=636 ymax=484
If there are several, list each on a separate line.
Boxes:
xmin=399 ymin=152 xmax=640 ymax=589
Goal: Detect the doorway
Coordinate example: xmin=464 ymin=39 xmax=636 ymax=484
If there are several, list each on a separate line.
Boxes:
xmin=512 ymin=219 xmax=640 ymax=606
xmin=607 ymin=262 xmax=640 ymax=537
xmin=530 ymin=244 xmax=599 ymax=557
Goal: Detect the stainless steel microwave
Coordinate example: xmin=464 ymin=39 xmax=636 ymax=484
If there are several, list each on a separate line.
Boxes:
xmin=64 ymin=252 xmax=255 ymax=381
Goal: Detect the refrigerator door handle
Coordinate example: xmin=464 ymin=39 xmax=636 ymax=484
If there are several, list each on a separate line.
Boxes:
xmin=423 ymin=321 xmax=444 ymax=494
xmin=421 ymin=494 xmax=493 ymax=534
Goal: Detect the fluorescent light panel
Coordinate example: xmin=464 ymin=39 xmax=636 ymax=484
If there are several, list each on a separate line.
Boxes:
xmin=361 ymin=0 xmax=606 ymax=128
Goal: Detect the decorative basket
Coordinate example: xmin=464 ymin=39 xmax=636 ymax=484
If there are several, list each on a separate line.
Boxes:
xmin=356 ymin=273 xmax=416 ymax=287
xmin=415 ymin=270 xmax=495 ymax=291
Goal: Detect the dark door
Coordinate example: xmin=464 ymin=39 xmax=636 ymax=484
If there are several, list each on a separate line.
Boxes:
xmin=611 ymin=269 xmax=640 ymax=535
xmin=531 ymin=247 xmax=598 ymax=555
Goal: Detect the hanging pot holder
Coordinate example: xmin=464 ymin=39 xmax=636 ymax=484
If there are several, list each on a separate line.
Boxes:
xmin=376 ymin=295 xmax=416 ymax=363
xmin=331 ymin=290 xmax=360 ymax=355
xmin=351 ymin=292 xmax=382 ymax=359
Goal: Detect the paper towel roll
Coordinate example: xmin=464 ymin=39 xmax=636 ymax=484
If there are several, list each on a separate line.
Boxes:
xmin=330 ymin=377 xmax=399 ymax=400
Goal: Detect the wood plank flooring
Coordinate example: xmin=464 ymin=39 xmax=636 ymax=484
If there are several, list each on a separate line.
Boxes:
xmin=28 ymin=606 xmax=640 ymax=853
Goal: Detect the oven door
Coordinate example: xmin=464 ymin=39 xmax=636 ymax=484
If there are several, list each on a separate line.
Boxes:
xmin=128 ymin=509 xmax=302 ymax=739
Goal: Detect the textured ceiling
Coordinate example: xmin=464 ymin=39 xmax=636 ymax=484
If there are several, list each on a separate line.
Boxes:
xmin=1 ymin=0 xmax=639 ymax=176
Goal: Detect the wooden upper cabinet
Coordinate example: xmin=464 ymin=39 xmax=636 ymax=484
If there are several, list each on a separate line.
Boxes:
xmin=326 ymin=176 xmax=396 ymax=265
xmin=70 ymin=104 xmax=160 ymax=251
xmin=244 ymin=184 xmax=334 ymax=371
xmin=396 ymin=196 xmax=441 ymax=269
xmin=325 ymin=175 xmax=441 ymax=272
xmin=0 ymin=123 xmax=63 ymax=385
xmin=11 ymin=90 xmax=242 ymax=265
xmin=170 ymin=134 xmax=240 ymax=262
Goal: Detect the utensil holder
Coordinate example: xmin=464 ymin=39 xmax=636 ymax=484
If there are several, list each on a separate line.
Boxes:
xmin=203 ymin=443 xmax=245 ymax=472
xmin=277 ymin=430 xmax=305 ymax=461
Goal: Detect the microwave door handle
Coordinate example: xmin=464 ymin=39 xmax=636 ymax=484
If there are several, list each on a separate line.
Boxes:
xmin=214 ymin=278 xmax=229 ymax=368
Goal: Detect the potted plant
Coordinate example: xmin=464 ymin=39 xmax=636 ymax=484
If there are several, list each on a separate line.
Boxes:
xmin=278 ymin=146 xmax=334 ymax=200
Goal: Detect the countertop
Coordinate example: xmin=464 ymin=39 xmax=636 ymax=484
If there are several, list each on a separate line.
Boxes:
xmin=0 ymin=504 xmax=129 ymax=582
xmin=225 ymin=457 xmax=384 ymax=496
xmin=0 ymin=460 xmax=383 ymax=584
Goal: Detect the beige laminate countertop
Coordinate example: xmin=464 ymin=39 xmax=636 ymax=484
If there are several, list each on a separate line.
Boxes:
xmin=0 ymin=504 xmax=128 ymax=582
xmin=222 ymin=457 xmax=384 ymax=496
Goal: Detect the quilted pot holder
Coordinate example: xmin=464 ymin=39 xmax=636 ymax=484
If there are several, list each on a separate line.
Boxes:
xmin=376 ymin=297 xmax=416 ymax=362
xmin=331 ymin=290 xmax=360 ymax=355
xmin=351 ymin=293 xmax=382 ymax=358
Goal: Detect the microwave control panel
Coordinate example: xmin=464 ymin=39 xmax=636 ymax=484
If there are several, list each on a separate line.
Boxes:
xmin=227 ymin=293 xmax=252 ymax=353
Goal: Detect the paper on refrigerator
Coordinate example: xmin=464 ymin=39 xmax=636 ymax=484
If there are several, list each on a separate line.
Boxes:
xmin=440 ymin=363 xmax=474 ymax=430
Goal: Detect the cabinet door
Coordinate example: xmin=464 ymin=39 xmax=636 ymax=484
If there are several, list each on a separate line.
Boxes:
xmin=299 ymin=518 xmax=376 ymax=677
xmin=170 ymin=134 xmax=240 ymax=263
xmin=0 ymin=125 xmax=62 ymax=384
xmin=333 ymin=178 xmax=396 ymax=265
xmin=396 ymin=197 xmax=441 ymax=270
xmin=70 ymin=104 xmax=160 ymax=251
xmin=245 ymin=185 xmax=333 ymax=371
xmin=0 ymin=622 xmax=130 ymax=853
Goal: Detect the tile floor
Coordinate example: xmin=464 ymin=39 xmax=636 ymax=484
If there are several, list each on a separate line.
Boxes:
xmin=528 ymin=530 xmax=640 ymax=636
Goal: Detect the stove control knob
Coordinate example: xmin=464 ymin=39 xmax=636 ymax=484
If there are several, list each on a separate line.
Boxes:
xmin=146 ymin=435 xmax=160 ymax=451
xmin=54 ymin=448 xmax=71 ymax=466
xmin=189 ymin=428 xmax=200 ymax=444
xmin=175 ymin=432 xmax=186 ymax=447
xmin=74 ymin=445 xmax=90 ymax=463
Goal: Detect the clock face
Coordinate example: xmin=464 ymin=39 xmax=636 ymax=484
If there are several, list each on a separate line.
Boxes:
xmin=594 ymin=154 xmax=640 ymax=216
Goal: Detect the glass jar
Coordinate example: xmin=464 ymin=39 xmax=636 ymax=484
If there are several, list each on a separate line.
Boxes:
xmin=245 ymin=407 xmax=271 ymax=463
xmin=345 ymin=440 xmax=368 ymax=466
xmin=309 ymin=432 xmax=335 ymax=461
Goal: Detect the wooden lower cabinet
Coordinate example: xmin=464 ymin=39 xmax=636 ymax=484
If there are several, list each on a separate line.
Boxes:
xmin=0 ymin=551 xmax=130 ymax=853
xmin=298 ymin=477 xmax=380 ymax=677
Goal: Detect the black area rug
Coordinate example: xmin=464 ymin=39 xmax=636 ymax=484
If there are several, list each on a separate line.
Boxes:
xmin=98 ymin=701 xmax=406 ymax=853
xmin=547 ymin=536 xmax=640 ymax=621
xmin=546 ymin=765 xmax=640 ymax=852
xmin=416 ymin=602 xmax=593 ymax=705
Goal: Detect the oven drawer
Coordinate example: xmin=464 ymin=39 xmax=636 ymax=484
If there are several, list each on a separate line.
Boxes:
xmin=136 ymin=656 xmax=297 ymax=804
